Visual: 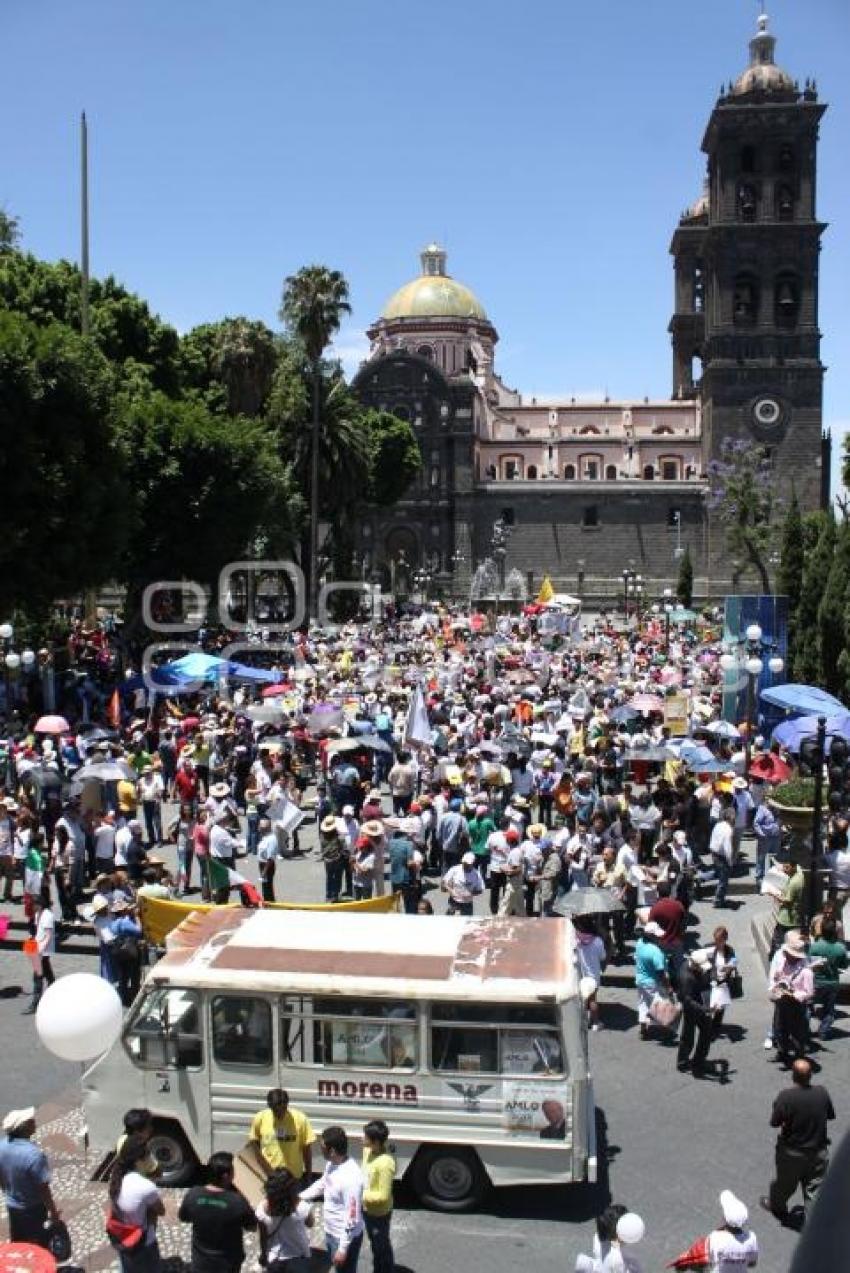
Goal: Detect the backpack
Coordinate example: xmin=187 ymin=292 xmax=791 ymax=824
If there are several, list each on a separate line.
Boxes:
xmin=111 ymin=932 xmax=140 ymax=966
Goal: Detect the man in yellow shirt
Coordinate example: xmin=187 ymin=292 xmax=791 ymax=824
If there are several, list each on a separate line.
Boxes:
xmin=248 ymin=1088 xmax=315 ymax=1183
xmin=361 ymin=1119 xmax=395 ymax=1273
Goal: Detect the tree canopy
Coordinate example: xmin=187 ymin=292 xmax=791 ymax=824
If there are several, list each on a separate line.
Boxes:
xmin=708 ymin=438 xmax=776 ymax=593
xmin=0 ymin=311 xmax=128 ymax=613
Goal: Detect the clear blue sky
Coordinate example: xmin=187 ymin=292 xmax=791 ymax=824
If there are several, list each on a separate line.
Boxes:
xmin=4 ymin=0 xmax=848 ymax=486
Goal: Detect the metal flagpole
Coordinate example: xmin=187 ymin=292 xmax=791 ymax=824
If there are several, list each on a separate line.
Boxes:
xmin=80 ymin=111 xmax=90 ymax=336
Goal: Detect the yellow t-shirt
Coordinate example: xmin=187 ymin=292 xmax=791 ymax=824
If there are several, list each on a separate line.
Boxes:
xmin=361 ymin=1148 xmax=396 ymax=1217
xmin=117 ymin=780 xmax=138 ymax=814
xmin=250 ymin=1107 xmax=315 ymax=1176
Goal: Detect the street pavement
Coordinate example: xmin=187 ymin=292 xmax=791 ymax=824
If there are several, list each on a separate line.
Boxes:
xmin=1 ymin=813 xmax=847 ymax=1271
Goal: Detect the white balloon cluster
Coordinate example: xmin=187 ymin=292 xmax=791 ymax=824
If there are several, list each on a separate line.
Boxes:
xmin=36 ymin=973 xmax=124 ymax=1062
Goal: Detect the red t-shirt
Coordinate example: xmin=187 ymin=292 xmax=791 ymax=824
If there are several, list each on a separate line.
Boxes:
xmin=175 ymin=769 xmax=198 ymax=801
xmin=192 ymin=824 xmax=210 ymax=859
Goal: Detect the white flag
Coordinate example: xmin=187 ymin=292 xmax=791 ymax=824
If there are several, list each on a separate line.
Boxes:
xmin=404 ymin=684 xmax=433 ymax=748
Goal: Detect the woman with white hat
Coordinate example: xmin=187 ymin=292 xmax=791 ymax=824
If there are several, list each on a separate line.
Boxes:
xmin=767 ymin=930 xmax=814 ymax=1063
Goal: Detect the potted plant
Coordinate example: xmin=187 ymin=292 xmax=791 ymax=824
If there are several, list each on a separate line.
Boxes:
xmin=767 ymin=777 xmax=818 ymax=837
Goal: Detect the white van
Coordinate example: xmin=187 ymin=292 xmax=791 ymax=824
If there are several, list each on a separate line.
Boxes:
xmin=82 ymin=909 xmax=596 ymax=1210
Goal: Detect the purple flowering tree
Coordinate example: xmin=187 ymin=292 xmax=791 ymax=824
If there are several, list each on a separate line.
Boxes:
xmin=708 ymin=438 xmax=777 ymax=593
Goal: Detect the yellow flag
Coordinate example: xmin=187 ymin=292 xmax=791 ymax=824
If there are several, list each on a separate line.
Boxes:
xmin=537 ymin=575 xmax=554 ymax=604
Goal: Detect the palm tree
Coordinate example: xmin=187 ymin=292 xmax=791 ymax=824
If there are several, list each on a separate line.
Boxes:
xmin=279 ymin=266 xmax=351 ymax=619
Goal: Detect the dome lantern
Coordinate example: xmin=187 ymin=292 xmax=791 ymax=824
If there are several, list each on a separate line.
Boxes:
xmin=420 ymin=243 xmax=448 ymax=277
xmin=730 ymin=11 xmax=795 ymax=98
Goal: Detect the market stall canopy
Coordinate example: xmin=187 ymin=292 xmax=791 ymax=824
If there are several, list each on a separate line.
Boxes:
xmin=760 ymin=683 xmax=846 ymax=716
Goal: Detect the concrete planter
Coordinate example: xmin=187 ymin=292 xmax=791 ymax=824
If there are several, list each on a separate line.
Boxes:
xmin=767 ymin=798 xmax=814 ymax=836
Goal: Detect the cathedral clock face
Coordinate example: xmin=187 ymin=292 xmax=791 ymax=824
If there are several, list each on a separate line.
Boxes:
xmin=752 ymin=397 xmax=781 ymax=428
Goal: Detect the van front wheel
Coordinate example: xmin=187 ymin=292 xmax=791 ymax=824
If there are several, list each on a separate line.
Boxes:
xmin=411 ymin=1146 xmax=487 ymax=1212
xmin=148 ymin=1124 xmax=196 ymax=1187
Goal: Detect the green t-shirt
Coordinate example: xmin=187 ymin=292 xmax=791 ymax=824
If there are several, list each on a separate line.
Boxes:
xmin=777 ymin=870 xmax=804 ymax=928
xmin=467 ymin=816 xmax=495 ymax=856
xmin=808 ymin=938 xmax=848 ymax=986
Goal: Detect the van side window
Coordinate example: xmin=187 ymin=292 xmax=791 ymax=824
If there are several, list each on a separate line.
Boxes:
xmin=310 ymin=999 xmax=417 ymax=1070
xmin=430 ymin=1002 xmax=564 ymax=1076
xmin=125 ymin=988 xmax=202 ymax=1070
xmin=212 ymin=996 xmax=272 ymax=1067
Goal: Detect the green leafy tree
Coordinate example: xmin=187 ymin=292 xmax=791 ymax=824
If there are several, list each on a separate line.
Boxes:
xmin=793 ymin=511 xmax=835 ymax=684
xmin=0 ymin=208 xmax=20 ymax=251
xmin=117 ymin=390 xmax=301 ymax=618
xmin=0 ymin=252 xmax=181 ymax=391
xmin=361 ymin=409 xmax=422 ymax=506
xmin=777 ymin=493 xmax=805 ymax=671
xmin=0 ymin=311 xmax=127 ymax=613
xmin=279 ymin=266 xmax=351 ymax=617
xmin=708 ymin=438 xmax=777 ymax=592
xmin=180 ymin=318 xmax=278 ymax=417
xmin=676 ymin=545 xmax=694 ymax=608
xmin=819 ymin=520 xmax=850 ymax=696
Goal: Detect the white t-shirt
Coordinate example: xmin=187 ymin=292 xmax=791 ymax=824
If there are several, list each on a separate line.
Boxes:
xmin=257 ymin=833 xmax=278 ymax=863
xmin=301 ymin=1156 xmax=364 ymax=1248
xmin=255 ymin=1200 xmax=311 ymax=1262
xmin=487 ymin=831 xmax=509 ymax=873
xmin=707 ymin=1226 xmax=758 ymax=1272
xmin=710 ymin=821 xmax=734 ymax=865
xmin=94 ymin=824 xmax=117 ymax=860
xmin=116 ymin=1171 xmax=160 ymax=1244
xmin=36 ymin=908 xmax=56 ymax=957
xmin=114 ymin=825 xmax=132 ymax=867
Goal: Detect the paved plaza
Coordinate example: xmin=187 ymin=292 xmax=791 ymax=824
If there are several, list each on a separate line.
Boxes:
xmin=1 ymin=815 xmax=844 ymax=1272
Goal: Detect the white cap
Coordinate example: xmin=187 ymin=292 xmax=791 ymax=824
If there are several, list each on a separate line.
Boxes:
xmin=643 ymin=921 xmax=665 ymax=938
xmin=2 ymin=1107 xmax=35 ymax=1133
xmin=720 ymin=1190 xmax=748 ymax=1228
xmin=462 ymin=852 xmax=476 ymax=866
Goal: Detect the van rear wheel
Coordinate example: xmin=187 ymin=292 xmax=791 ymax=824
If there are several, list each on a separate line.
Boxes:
xmin=412 ymin=1146 xmax=487 ymax=1212
xmin=148 ymin=1124 xmax=196 ymax=1187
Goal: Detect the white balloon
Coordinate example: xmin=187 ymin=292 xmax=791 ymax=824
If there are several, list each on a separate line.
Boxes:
xmin=36 ymin=973 xmax=123 ymax=1062
xmin=616 ymin=1213 xmax=646 ymax=1245
xmin=579 ymin=976 xmax=598 ymax=1003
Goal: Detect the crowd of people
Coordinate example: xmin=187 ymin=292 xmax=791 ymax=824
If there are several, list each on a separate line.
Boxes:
xmin=1 ymin=598 xmax=848 ymax=1265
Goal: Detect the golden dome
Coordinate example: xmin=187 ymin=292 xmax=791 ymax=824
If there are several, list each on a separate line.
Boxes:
xmin=382 ymin=245 xmax=488 ymax=321
xmin=731 ymin=14 xmax=795 ymax=97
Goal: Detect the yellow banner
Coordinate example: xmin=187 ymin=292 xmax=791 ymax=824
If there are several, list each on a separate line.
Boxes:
xmin=139 ymin=891 xmax=402 ymax=946
xmin=537 ymin=575 xmax=554 ymax=604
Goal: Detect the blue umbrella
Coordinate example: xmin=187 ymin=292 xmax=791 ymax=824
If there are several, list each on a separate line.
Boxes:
xmin=760 ymin=683 xmax=846 ymax=716
xmin=771 ymin=712 xmax=850 ymax=755
xmin=609 ymin=704 xmax=640 ymax=724
xmin=704 ymin=720 xmax=741 ymax=739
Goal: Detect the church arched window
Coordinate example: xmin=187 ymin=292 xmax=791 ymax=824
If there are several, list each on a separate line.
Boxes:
xmin=527 ymin=465 xmax=538 ymax=479
xmin=564 ymin=464 xmax=576 ymax=480
xmin=643 ymin=464 xmax=655 ymax=481
xmin=737 ymin=182 xmax=757 ymax=222
xmin=605 ymin=464 xmax=617 ymax=481
xmin=733 ymin=274 xmax=759 ymax=326
xmin=740 ymin=145 xmax=756 ymax=174
xmin=776 ymin=184 xmax=794 ymax=221
xmin=417 ymin=345 xmax=434 ymax=361
xmin=775 ymin=274 xmax=800 ymax=329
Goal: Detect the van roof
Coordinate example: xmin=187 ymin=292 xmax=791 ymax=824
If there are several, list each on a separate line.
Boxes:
xmin=152 ymin=909 xmax=578 ymax=1002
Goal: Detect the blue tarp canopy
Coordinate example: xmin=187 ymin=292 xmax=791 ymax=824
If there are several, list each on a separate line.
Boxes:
xmin=760 ymin=683 xmax=846 ymax=717
xmin=771 ymin=712 xmax=850 ymax=755
xmin=163 ymin=653 xmax=278 ymax=683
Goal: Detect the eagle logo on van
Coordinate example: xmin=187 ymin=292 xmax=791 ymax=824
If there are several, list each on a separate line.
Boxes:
xmin=447 ymin=1082 xmax=494 ymax=1112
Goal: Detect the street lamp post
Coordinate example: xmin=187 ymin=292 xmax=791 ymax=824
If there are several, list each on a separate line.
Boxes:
xmin=719 ymin=622 xmax=784 ymax=777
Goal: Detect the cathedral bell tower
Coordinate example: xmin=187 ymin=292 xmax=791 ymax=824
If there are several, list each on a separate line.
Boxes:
xmin=680 ymin=13 xmax=828 ymax=515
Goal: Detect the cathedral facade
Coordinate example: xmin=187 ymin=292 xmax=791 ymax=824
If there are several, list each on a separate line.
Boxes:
xmin=351 ymin=16 xmax=829 ymax=600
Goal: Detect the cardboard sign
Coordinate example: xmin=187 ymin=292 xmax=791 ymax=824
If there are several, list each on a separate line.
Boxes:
xmin=663 ymin=693 xmax=689 ymax=736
